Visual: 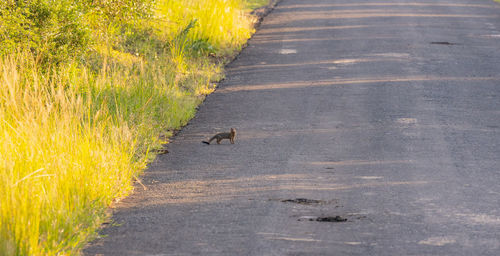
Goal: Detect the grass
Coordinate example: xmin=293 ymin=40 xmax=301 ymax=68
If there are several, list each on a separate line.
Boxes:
xmin=245 ymin=0 xmax=271 ymax=10
xmin=0 ymin=0 xmax=269 ymax=255
xmin=0 ymin=49 xmax=215 ymax=256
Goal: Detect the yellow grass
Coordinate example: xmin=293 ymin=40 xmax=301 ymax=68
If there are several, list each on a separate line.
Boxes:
xmin=0 ymin=50 xmax=222 ymax=254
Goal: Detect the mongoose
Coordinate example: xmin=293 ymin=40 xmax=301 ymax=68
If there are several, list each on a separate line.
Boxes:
xmin=202 ymin=128 xmax=236 ymax=145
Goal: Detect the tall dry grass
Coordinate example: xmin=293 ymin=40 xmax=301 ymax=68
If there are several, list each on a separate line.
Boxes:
xmin=0 ymin=52 xmax=218 ymax=255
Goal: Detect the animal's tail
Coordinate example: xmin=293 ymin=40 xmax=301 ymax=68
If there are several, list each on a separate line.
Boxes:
xmin=203 ymin=135 xmax=217 ymax=145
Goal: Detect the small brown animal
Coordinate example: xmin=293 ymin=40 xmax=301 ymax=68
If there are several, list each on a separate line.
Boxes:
xmin=202 ymin=128 xmax=236 ymax=145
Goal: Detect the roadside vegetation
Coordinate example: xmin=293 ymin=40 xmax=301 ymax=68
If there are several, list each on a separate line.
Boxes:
xmin=0 ymin=0 xmax=267 ymax=255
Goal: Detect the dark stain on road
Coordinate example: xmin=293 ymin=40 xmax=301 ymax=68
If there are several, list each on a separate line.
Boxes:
xmin=430 ymin=41 xmax=456 ymax=45
xmin=281 ymin=198 xmax=326 ymax=205
xmin=298 ymin=216 xmax=348 ymax=222
xmin=316 ymin=216 xmax=348 ymax=222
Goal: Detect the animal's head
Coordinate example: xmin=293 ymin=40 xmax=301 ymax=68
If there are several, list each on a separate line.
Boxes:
xmin=230 ymin=128 xmax=236 ymax=135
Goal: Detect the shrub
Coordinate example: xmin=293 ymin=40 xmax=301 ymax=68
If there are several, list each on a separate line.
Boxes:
xmin=0 ymin=0 xmax=91 ymax=63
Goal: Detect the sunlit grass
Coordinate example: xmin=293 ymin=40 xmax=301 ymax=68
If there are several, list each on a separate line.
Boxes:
xmin=245 ymin=0 xmax=270 ymax=10
xmin=0 ymin=49 xmax=220 ymax=254
xmin=0 ymin=0 xmax=259 ymax=254
xmin=157 ymin=0 xmax=255 ymax=55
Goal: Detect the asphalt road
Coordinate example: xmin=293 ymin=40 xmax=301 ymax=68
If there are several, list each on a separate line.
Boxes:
xmin=85 ymin=0 xmax=500 ymax=255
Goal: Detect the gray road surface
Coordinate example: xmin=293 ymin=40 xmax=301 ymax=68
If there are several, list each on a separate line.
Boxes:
xmin=85 ymin=0 xmax=500 ymax=255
